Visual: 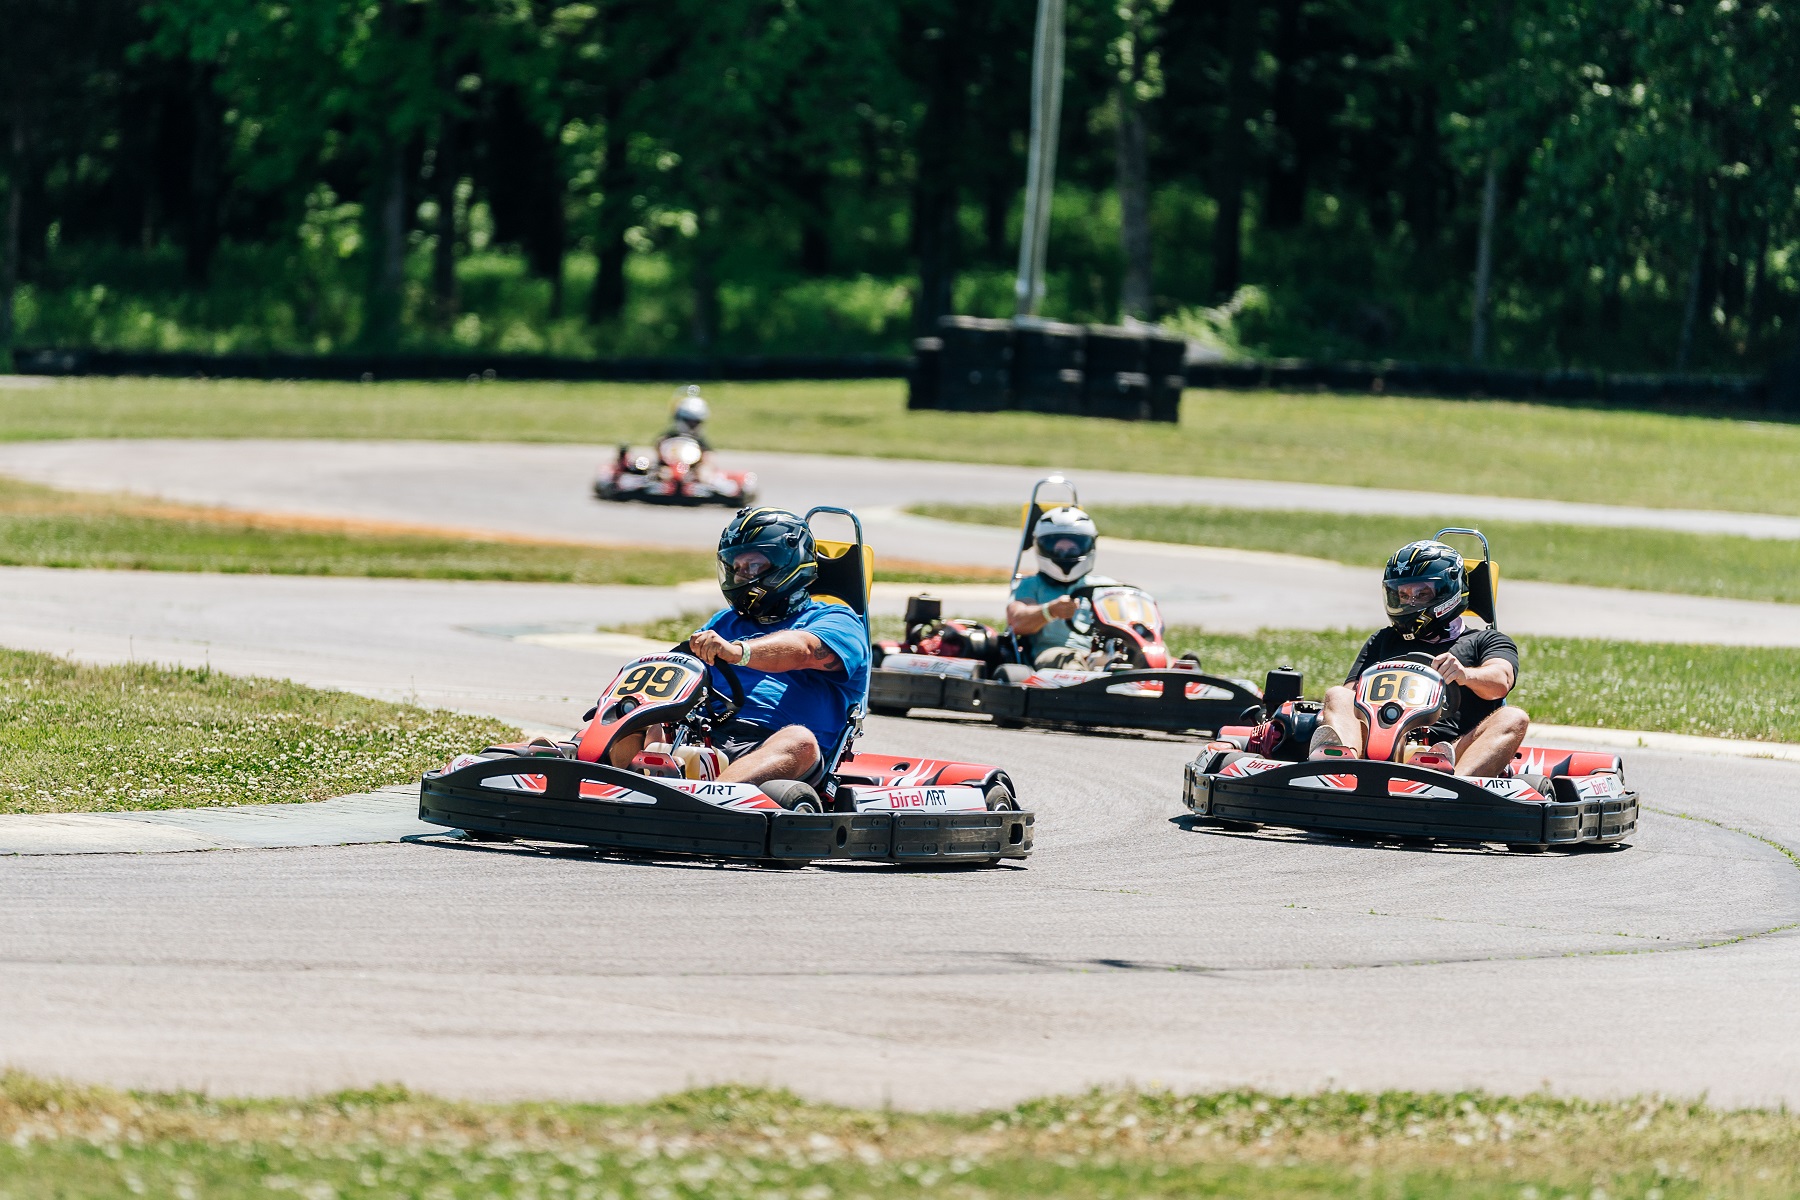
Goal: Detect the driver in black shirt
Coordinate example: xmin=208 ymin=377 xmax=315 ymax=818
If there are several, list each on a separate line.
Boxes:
xmin=1310 ymin=539 xmax=1529 ymax=777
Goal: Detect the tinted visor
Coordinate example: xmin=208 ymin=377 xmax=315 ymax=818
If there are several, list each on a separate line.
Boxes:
xmin=1035 ymin=532 xmax=1095 ymax=567
xmin=718 ymin=545 xmax=778 ymax=587
xmin=1384 ymin=576 xmax=1453 ymax=618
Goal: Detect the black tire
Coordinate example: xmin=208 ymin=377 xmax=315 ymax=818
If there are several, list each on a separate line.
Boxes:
xmin=993 ymin=663 xmax=1035 ymax=685
xmin=1507 ymin=843 xmax=1549 ymax=854
xmin=761 ymin=779 xmax=823 ymax=812
xmin=984 ymin=782 xmax=1018 ymax=811
xmin=462 ymin=829 xmax=514 ymax=843
xmin=870 ymin=704 xmax=910 ymax=718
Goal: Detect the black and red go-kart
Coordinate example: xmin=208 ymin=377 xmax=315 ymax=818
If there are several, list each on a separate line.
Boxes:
xmin=869 ymin=475 xmax=1269 ymax=736
xmin=419 ymin=507 xmax=1033 ymax=866
xmin=1181 ymin=530 xmax=1639 ymax=851
xmin=592 ymin=433 xmax=758 ymax=506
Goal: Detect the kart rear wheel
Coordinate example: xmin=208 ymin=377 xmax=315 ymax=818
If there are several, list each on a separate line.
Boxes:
xmin=984 ymin=782 xmax=1018 ymax=811
xmin=461 ymin=828 xmax=515 ymax=843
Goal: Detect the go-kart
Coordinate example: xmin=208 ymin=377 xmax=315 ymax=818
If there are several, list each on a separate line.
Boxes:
xmin=419 ymin=507 xmax=1032 ymax=865
xmin=869 ymin=475 xmax=1270 ymax=735
xmin=1180 ymin=530 xmax=1638 ymax=851
xmin=592 ymin=434 xmax=757 ymax=506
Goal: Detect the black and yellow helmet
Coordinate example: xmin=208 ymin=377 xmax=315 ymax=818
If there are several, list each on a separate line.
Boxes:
xmin=1383 ymin=540 xmax=1468 ymax=641
xmin=717 ymin=507 xmax=818 ymax=624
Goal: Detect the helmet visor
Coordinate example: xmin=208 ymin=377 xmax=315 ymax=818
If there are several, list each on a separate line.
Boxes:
xmin=1385 ymin=576 xmax=1455 ymax=619
xmin=718 ymin=545 xmax=777 ymax=588
xmin=1035 ymin=532 xmax=1095 ymax=568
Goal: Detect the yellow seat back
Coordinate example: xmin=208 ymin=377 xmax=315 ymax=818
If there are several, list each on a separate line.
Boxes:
xmin=810 ymin=539 xmax=873 ymax=615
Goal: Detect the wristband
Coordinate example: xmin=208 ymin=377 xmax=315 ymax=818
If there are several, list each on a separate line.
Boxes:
xmin=734 ymin=639 xmax=752 ymax=665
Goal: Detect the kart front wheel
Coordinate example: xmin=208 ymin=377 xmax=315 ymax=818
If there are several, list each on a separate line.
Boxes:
xmin=984 ymin=782 xmax=1018 ymax=811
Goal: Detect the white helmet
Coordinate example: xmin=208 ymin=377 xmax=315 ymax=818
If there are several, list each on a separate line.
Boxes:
xmin=1033 ymin=505 xmax=1098 ymax=583
xmin=673 ymin=385 xmax=710 ymax=425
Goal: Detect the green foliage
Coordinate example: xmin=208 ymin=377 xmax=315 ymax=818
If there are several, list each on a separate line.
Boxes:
xmin=7 ymin=0 xmax=1800 ymax=366
xmin=915 ymin=502 xmax=1800 ymax=604
xmin=0 ymin=648 xmax=515 ymax=814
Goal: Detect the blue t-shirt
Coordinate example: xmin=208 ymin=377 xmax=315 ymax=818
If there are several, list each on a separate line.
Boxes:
xmin=701 ymin=598 xmax=871 ymax=752
xmin=1009 ymin=573 xmax=1089 ymax=656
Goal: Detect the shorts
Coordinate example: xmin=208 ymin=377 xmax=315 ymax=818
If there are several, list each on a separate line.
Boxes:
xmin=1034 ymin=645 xmax=1099 ymax=670
xmin=715 ymin=721 xmax=827 ymax=786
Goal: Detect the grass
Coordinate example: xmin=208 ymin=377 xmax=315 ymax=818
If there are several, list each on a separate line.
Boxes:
xmin=914 ymin=502 xmax=1800 ymax=605
xmin=1165 ymin=627 xmax=1800 ymax=743
xmin=2 ymin=1073 xmax=1797 ymax=1199
xmin=6 ymin=376 xmax=1800 ymax=516
xmin=616 ymin=613 xmax=1800 ymax=742
xmin=0 ymin=475 xmax=997 ymax=584
xmin=0 ymin=648 xmax=517 ymax=815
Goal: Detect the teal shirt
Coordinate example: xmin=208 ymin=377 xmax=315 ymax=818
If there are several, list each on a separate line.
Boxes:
xmin=1010 ymin=573 xmax=1089 ymax=656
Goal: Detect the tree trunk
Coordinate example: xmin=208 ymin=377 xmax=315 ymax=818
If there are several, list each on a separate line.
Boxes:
xmin=1115 ymin=86 xmax=1152 ymax=320
xmin=1263 ymin=0 xmax=1306 ymax=230
xmin=431 ymin=114 xmax=459 ymax=319
xmin=1210 ymin=0 xmax=1257 ymax=301
xmin=1676 ymin=227 xmax=1708 ymax=370
xmin=1746 ymin=218 xmax=1771 ymax=343
xmin=362 ymin=138 xmax=407 ymax=351
xmin=589 ymin=91 xmax=631 ymax=324
xmin=910 ymin=14 xmax=967 ymax=335
xmin=1 ymin=117 xmax=24 ymax=368
xmin=184 ymin=62 xmax=221 ymax=287
xmin=1469 ymin=157 xmax=1499 ymax=363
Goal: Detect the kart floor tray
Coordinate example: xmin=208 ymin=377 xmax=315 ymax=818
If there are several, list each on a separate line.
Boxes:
xmin=871 ymin=666 xmax=1263 ymax=735
xmin=1184 ymin=758 xmax=1638 ymax=848
xmin=420 ymin=756 xmax=1033 ymax=864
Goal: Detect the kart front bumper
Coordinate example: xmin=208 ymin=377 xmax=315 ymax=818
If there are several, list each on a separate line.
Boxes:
xmin=420 ymin=756 xmax=1033 ymax=864
xmin=1182 ymin=757 xmax=1638 ymax=848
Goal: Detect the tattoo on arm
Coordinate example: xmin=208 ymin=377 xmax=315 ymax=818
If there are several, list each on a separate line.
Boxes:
xmin=807 ymin=639 xmax=841 ymax=670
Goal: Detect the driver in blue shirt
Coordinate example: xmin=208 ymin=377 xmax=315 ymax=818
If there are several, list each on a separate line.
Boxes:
xmin=676 ymin=508 xmax=870 ymax=791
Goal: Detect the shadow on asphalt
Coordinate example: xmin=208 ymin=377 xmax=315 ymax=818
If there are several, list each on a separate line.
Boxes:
xmin=1166 ymin=813 xmax=1625 ymax=857
xmin=406 ymin=831 xmax=1029 ymax=873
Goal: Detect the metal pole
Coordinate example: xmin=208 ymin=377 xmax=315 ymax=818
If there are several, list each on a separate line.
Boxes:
xmin=1015 ymin=0 xmax=1066 ymax=317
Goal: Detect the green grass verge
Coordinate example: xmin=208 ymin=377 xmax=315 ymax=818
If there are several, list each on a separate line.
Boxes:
xmin=9 ymin=376 xmax=1800 ymax=515
xmin=2 ymin=1073 xmax=1795 ymax=1199
xmin=913 ymin=501 xmax=1800 ymax=605
xmin=0 ymin=475 xmax=994 ymax=584
xmin=0 ymin=648 xmax=516 ymax=815
xmin=1168 ymin=627 xmax=1800 ymax=743
xmin=615 ymin=613 xmax=1800 ymax=742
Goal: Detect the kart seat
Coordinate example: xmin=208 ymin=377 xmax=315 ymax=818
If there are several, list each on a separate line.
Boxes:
xmin=1464 ymin=558 xmax=1499 ymax=626
xmin=810 ymin=538 xmax=873 ymax=615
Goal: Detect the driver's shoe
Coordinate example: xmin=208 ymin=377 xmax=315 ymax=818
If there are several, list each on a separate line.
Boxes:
xmin=759 ymin=779 xmax=823 ymax=812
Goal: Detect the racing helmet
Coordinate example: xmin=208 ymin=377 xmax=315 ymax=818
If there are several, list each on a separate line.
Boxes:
xmin=1383 ymin=540 xmax=1469 ymax=641
xmin=673 ymin=385 xmax=710 ymax=426
xmin=717 ymin=507 xmax=817 ymax=624
xmin=1033 ymin=506 xmax=1097 ymax=583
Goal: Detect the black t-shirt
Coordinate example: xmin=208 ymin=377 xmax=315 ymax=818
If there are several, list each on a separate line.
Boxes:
xmin=1345 ymin=625 xmax=1520 ymax=738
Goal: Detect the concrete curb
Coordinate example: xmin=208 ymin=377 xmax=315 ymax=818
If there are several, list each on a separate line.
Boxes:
xmin=0 ymin=784 xmax=438 ymax=856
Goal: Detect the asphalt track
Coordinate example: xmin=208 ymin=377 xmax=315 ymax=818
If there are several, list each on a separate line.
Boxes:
xmin=2 ymin=565 xmax=1800 ymax=1108
xmin=1 ymin=441 xmax=1799 ymax=1109
xmin=0 ymin=439 xmax=1797 ymax=645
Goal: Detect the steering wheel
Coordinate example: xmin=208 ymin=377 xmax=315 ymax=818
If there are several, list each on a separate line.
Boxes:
xmin=1062 ymin=583 xmax=1102 ymax=636
xmin=671 ymin=640 xmax=745 ymax=730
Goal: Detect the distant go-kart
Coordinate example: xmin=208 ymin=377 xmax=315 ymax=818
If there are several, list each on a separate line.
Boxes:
xmin=869 ymin=475 xmax=1272 ymax=736
xmin=420 ymin=508 xmax=1032 ymax=866
xmin=1181 ymin=529 xmax=1639 ymax=852
xmin=592 ymin=434 xmax=758 ymax=506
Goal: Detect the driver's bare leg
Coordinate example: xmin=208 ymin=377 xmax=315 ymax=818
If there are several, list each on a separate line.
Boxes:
xmin=607 ymin=731 xmax=643 ymax=768
xmin=1451 ymin=706 xmax=1530 ymax=777
xmin=1310 ymin=685 xmax=1365 ymax=757
xmin=718 ymin=725 xmax=821 ymax=785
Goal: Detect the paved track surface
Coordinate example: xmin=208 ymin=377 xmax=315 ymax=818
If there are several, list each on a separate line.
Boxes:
xmin=1 ymin=439 xmax=1797 ymax=645
xmin=2 ymin=564 xmax=1800 ymax=1109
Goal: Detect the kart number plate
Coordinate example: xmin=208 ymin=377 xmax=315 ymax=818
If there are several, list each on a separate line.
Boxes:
xmin=1363 ymin=669 xmax=1436 ymax=706
xmin=1092 ymin=589 xmax=1161 ymax=633
xmin=608 ymin=660 xmax=702 ymax=704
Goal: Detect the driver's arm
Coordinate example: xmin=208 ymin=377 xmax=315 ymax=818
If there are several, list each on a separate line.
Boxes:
xmin=1432 ymin=652 xmax=1515 ymax=700
xmin=1007 ymin=594 xmax=1077 ymax=635
xmin=691 ymin=628 xmax=840 ymax=673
